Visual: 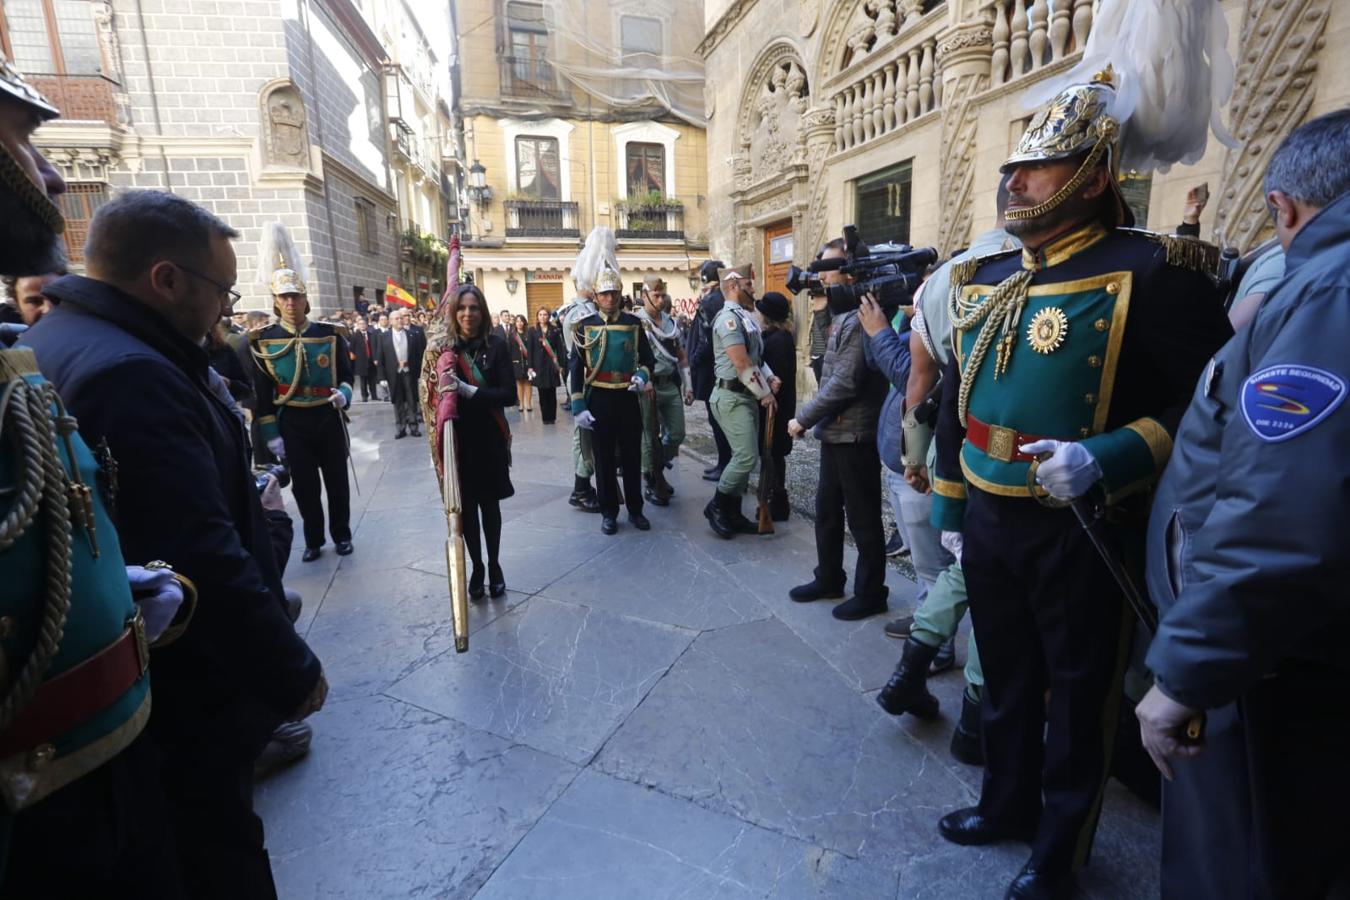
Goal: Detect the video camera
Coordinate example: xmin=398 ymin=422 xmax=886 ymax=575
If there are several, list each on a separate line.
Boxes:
xmin=254 ymin=463 xmax=291 ymax=495
xmin=785 ymin=224 xmax=937 ymax=315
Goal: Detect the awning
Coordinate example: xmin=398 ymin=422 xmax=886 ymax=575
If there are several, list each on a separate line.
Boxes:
xmin=460 ymin=247 xmax=696 ymax=273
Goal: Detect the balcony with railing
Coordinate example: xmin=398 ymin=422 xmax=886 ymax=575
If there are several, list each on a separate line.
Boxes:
xmin=500 ymin=56 xmax=569 ymax=102
xmin=504 ymin=199 xmax=580 ymax=238
xmin=27 ymin=75 xmax=119 ymax=126
xmin=615 ymin=202 xmax=685 ymax=241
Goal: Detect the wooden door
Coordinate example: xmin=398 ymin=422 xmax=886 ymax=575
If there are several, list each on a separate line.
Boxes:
xmin=762 ymin=219 xmax=794 ymax=298
xmin=525 ymin=281 xmax=564 ymax=322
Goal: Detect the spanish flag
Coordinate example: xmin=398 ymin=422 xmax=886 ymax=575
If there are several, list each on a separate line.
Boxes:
xmin=386 ymin=277 xmax=416 ymax=308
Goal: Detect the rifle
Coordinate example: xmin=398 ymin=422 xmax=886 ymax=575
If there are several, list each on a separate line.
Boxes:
xmin=644 ymin=391 xmax=673 ymax=503
xmin=757 ymin=403 xmax=776 ymax=535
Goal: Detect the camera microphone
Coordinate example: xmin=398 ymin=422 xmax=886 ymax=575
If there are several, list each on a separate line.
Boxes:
xmin=808 ymin=256 xmax=849 ymax=273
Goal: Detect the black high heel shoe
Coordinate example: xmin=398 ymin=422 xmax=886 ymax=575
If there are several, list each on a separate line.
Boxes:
xmin=469 ymin=568 xmax=486 ymax=601
xmin=488 ymin=563 xmax=506 ymax=598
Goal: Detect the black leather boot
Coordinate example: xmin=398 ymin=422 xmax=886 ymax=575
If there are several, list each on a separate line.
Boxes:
xmin=950 ymin=688 xmax=984 ymax=765
xmin=876 ymin=637 xmax=941 ymax=719
xmin=769 ymin=489 xmax=790 ymax=521
xmin=730 ymin=495 xmax=758 ymax=534
xmin=704 ymin=491 xmax=736 ymax=539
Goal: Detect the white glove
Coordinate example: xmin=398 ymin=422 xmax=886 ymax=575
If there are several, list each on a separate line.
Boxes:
xmin=1020 ymin=439 xmax=1103 ymax=501
xmin=528 ymin=368 xmax=537 ymax=380
xmin=267 ymin=437 xmax=286 ymax=461
xmin=455 ymin=381 xmax=478 ymax=398
xmin=627 ymin=374 xmax=646 ymax=393
xmin=329 ymin=390 xmax=348 ymax=410
xmin=940 ymin=531 xmax=964 ymax=563
xmin=576 ymin=410 xmax=596 ymax=429
xmin=126 ymin=565 xmax=184 ymax=642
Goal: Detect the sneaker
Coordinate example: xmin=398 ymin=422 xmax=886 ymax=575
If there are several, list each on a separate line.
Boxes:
xmin=885 ymin=529 xmax=907 ymax=557
xmin=929 ymin=636 xmax=957 ymax=674
xmin=883 ymin=615 xmax=914 ymax=640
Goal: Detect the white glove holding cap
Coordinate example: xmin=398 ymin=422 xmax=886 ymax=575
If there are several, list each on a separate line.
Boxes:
xmin=330 ymin=390 xmax=348 ymax=410
xmin=575 ymin=410 xmax=596 ymax=430
xmin=126 ymin=565 xmax=184 ymax=643
xmin=1020 ymin=439 xmax=1103 ymax=501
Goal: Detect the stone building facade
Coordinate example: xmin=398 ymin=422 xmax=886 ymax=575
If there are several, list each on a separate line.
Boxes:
xmin=701 ymin=0 xmax=1349 ymax=368
xmin=8 ymin=0 xmax=455 ymax=313
xmin=451 ymin=0 xmax=711 ymax=321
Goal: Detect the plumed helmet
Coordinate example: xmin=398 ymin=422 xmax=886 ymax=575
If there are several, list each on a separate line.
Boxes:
xmin=0 ymin=51 xmax=59 ymax=120
xmin=595 ymin=264 xmax=623 ymax=295
xmin=1003 ymin=67 xmax=1120 ymax=172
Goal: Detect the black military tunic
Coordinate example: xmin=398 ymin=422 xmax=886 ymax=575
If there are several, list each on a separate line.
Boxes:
xmin=250 ymin=319 xmax=354 ymax=551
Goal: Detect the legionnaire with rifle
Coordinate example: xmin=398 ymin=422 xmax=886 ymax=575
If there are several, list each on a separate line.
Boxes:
xmin=569 ymin=264 xmax=657 ymax=535
xmin=635 ymin=275 xmax=692 ymax=506
xmin=927 ymin=67 xmax=1233 ymax=898
xmin=249 ymin=222 xmax=355 ymax=562
xmin=704 ymin=264 xmax=780 ymax=539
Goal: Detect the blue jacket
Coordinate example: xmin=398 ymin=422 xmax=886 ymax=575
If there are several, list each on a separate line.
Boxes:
xmin=22 ymin=276 xmax=322 ymax=758
xmin=865 ymin=319 xmax=913 ymax=472
xmin=1145 ymin=191 xmax=1350 ymax=710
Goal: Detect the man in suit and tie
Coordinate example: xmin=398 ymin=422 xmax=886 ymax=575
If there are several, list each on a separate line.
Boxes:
xmin=350 ymin=315 xmax=376 ymax=401
xmin=377 ymin=308 xmax=426 ymax=438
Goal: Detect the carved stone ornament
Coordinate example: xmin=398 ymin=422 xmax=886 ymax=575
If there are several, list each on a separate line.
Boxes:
xmin=737 ymin=46 xmax=812 ymax=183
xmin=937 ymin=26 xmax=994 ymax=63
xmin=261 ymin=83 xmax=311 ymax=170
xmin=1214 ymin=0 xmax=1330 ymax=253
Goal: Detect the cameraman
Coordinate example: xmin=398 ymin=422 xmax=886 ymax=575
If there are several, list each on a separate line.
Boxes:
xmin=787 ymin=239 xmax=891 ymax=620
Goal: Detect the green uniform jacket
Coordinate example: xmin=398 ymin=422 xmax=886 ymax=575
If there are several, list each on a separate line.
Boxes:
xmin=250 ymin=319 xmax=354 ymax=443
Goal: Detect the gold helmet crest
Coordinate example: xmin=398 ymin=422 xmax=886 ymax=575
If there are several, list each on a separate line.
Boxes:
xmin=595 ymin=264 xmax=623 ymax=295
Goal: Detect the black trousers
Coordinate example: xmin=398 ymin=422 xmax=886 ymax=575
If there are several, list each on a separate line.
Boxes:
xmin=538 ymin=385 xmax=558 ymax=423
xmin=2 ymin=732 xmax=185 ymax=898
xmin=355 ymin=370 xmax=374 ymax=401
xmin=391 ymin=371 xmax=418 ymax=430
xmin=590 ymin=389 xmax=643 ymax=518
xmin=813 ymin=441 xmax=887 ymax=602
xmin=279 ymin=405 xmax=351 ymax=549
xmin=1162 ymin=663 xmax=1350 ymax=899
xmin=962 ymin=488 xmax=1131 ymax=875
xmin=707 ymin=399 xmax=732 ymax=468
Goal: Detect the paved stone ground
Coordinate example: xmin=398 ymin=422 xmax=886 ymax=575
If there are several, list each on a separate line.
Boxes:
xmin=254 ymin=400 xmax=1160 ymax=899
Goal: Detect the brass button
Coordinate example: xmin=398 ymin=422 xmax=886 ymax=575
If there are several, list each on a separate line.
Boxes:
xmin=1084 ymin=393 xmax=1097 ymax=404
xmin=1094 ymin=318 xmax=1109 ymax=332
xmin=1106 ymin=282 xmax=1120 ymax=295
xmin=1080 ymin=427 xmax=1092 ymax=438
xmin=1087 ymin=355 xmax=1102 ymax=368
xmin=0 ymin=616 xmax=13 ymax=639
xmin=28 ymin=743 xmax=55 ymax=771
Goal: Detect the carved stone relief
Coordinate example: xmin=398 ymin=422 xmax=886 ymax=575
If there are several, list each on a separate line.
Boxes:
xmin=1214 ymin=0 xmax=1330 ymax=253
xmin=935 ymin=25 xmax=993 ymax=255
xmin=261 ymin=83 xmax=311 ymax=170
xmin=92 ymin=0 xmax=132 ymax=126
xmin=743 ymin=56 xmax=811 ymax=182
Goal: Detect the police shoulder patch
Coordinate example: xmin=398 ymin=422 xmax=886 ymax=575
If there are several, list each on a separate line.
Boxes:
xmin=1240 ymin=364 xmax=1346 ymax=443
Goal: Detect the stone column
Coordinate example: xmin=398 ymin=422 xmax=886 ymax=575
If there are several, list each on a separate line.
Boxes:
xmin=935 ymin=24 xmax=994 ymax=256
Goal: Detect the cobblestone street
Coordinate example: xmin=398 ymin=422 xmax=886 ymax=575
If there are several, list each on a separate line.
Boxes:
xmin=255 ymin=400 xmax=1160 ymax=899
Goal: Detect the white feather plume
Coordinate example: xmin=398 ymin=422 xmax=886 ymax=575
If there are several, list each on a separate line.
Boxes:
xmin=571 ymin=226 xmax=618 ymax=293
xmin=1023 ymin=0 xmax=1238 ymax=173
xmin=254 ymin=221 xmax=309 ymax=287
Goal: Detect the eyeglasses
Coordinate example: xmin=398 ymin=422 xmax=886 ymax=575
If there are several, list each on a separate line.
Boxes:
xmin=174 ymin=262 xmax=241 ymax=305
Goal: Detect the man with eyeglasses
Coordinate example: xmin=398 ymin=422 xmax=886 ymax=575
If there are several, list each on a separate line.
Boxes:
xmin=22 ymin=190 xmax=328 ymax=898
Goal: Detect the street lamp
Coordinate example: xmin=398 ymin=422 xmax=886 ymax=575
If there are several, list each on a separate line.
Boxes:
xmin=467 ymin=160 xmax=492 ymax=207
xmin=688 ymin=272 xmax=700 ymax=290
xmin=504 ymin=273 xmax=520 ymax=294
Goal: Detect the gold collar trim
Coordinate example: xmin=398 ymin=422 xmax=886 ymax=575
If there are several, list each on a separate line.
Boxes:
xmin=278 ymin=318 xmax=309 ymax=335
xmin=1021 ymin=222 xmax=1108 ymax=272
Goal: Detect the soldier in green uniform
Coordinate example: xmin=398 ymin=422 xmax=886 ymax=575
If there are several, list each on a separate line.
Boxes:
xmin=635 ymin=275 xmax=693 ymax=506
xmin=0 ymin=52 xmax=191 ymax=894
xmin=569 ymin=265 xmax=656 ymax=535
xmin=927 ymin=69 xmax=1232 ymax=898
xmin=249 ymin=222 xmax=355 ymax=562
xmin=704 ymin=264 xmax=780 ymax=538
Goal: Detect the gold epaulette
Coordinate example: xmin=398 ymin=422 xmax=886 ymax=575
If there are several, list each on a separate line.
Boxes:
xmin=331 ymin=324 xmax=351 ymax=340
xmin=1123 ymin=228 xmax=1222 ymax=278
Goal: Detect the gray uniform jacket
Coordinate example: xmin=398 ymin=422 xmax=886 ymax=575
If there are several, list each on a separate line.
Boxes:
xmin=1144 ymin=190 xmax=1350 ymax=710
xmin=795 ymin=309 xmax=887 ymax=443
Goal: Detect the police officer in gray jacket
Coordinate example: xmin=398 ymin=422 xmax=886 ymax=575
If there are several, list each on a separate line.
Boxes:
xmin=1136 ymin=109 xmax=1350 ymax=900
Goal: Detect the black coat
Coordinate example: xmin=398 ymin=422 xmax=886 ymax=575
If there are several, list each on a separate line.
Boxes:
xmin=23 ymin=275 xmax=321 ymax=759
xmin=506 ymin=328 xmax=531 ymax=381
xmin=761 ymin=326 xmax=797 ymax=457
xmin=687 ymin=288 xmax=723 ymax=401
xmin=349 ymin=327 xmax=375 ymax=376
xmin=527 ymin=324 xmax=566 ymax=388
xmin=209 ymin=338 xmax=254 ymax=407
xmin=376 ymin=326 xmax=426 ymax=404
xmin=453 ymin=334 xmax=515 ymax=501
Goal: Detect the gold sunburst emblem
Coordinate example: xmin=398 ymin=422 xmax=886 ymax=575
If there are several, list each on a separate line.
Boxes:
xmin=315 ymin=353 xmax=330 ymax=367
xmin=1027 ymin=307 xmax=1069 ymax=354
